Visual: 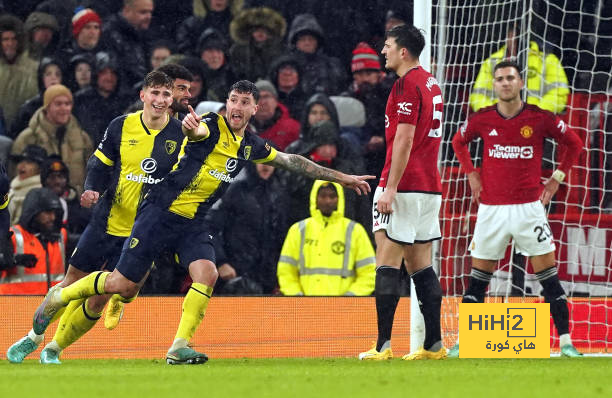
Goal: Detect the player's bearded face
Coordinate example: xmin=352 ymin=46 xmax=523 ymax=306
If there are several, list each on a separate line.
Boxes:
xmin=226 ymin=91 xmax=257 ymax=131
xmin=171 ymin=79 xmax=192 ymax=113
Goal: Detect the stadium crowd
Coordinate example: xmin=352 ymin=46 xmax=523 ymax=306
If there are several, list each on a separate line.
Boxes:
xmin=0 ymin=0 xmax=609 ymax=296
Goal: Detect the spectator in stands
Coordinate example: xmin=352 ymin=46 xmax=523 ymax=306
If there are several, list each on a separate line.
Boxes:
xmin=101 ymin=0 xmax=155 ymax=92
xmin=229 ymin=6 xmax=287 ymax=82
xmin=287 ymin=13 xmax=347 ymax=96
xmin=65 ymin=53 xmax=95 ymax=93
xmin=57 ymin=8 xmax=105 ymax=62
xmin=198 ymin=27 xmax=236 ymax=102
xmin=8 ymin=145 xmax=46 ymax=225
xmin=251 ymin=80 xmax=300 ymax=151
xmin=176 ymin=0 xmax=244 ymax=55
xmin=11 ymin=56 xmax=65 ymax=139
xmin=0 ymin=187 xmax=67 ymax=295
xmin=40 ymin=156 xmax=90 ymax=239
xmin=73 ymin=52 xmax=131 ymax=145
xmin=277 ymin=180 xmax=375 ymax=296
xmin=283 ymin=119 xmax=370 ymax=231
xmin=268 ymin=54 xmax=307 ymax=120
xmin=0 ymin=14 xmax=38 ymax=132
xmin=470 ymin=24 xmax=569 ymax=114
xmin=206 ymin=160 xmax=290 ymax=295
xmin=12 ymin=84 xmax=93 ymax=193
xmin=345 ymin=42 xmax=393 ymax=182
xmin=149 ymin=39 xmax=174 ymax=70
xmin=23 ymin=11 xmax=60 ymax=61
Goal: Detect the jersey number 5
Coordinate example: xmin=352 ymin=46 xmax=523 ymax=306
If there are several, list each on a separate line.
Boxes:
xmin=428 ymin=95 xmax=443 ymax=138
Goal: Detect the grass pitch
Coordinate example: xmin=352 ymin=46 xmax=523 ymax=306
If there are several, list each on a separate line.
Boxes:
xmin=1 ymin=357 xmax=610 ymax=398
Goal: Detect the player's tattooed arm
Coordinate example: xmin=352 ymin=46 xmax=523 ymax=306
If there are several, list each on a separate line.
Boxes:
xmin=268 ymin=152 xmax=374 ymax=195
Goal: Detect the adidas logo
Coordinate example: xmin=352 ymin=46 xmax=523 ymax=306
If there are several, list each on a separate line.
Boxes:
xmin=489 ymin=129 xmax=498 ymax=136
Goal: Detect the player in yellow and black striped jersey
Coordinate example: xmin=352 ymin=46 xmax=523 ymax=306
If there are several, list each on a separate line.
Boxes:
xmin=5 ymin=70 xmax=187 ymax=365
xmin=34 ymin=80 xmax=374 ymax=365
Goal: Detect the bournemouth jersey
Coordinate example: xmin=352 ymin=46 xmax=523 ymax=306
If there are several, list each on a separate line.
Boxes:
xmin=380 ymin=66 xmax=443 ymax=193
xmin=453 ymin=104 xmax=579 ymax=205
xmin=146 ymin=112 xmax=277 ymax=219
xmin=92 ymin=111 xmax=185 ymax=236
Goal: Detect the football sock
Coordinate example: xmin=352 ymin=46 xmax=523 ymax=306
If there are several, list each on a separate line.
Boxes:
xmin=60 ymin=271 xmax=109 ymax=303
xmin=411 ymin=265 xmax=442 ymax=351
xmin=174 ymin=282 xmax=213 ymax=344
xmin=375 ymin=266 xmax=400 ymax=351
xmin=55 ymin=298 xmax=102 ymax=350
xmin=463 ymin=268 xmax=492 ymax=303
xmin=49 ymin=305 xmax=67 ymax=324
xmin=537 ymin=267 xmax=570 ymax=336
xmin=27 ymin=329 xmax=44 ymax=344
xmin=53 ymin=298 xmax=85 ymax=344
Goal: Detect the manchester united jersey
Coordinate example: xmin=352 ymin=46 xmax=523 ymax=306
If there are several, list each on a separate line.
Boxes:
xmin=380 ymin=66 xmax=443 ymax=193
xmin=452 ymin=104 xmax=582 ymax=205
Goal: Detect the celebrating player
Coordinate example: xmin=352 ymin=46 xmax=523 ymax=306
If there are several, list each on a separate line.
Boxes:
xmin=7 ymin=70 xmax=185 ymax=364
xmin=359 ymin=24 xmax=446 ymax=361
xmin=29 ymin=80 xmax=373 ymax=365
xmin=448 ymin=60 xmax=583 ymax=357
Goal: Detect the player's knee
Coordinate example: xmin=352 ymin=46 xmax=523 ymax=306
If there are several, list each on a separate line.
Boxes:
xmin=60 ymin=266 xmax=89 ymax=287
xmin=105 ymin=273 xmax=139 ymax=299
xmin=189 ymin=259 xmax=218 ymax=286
xmin=87 ymin=294 xmax=110 ymax=313
xmin=375 ymin=266 xmax=400 ymax=296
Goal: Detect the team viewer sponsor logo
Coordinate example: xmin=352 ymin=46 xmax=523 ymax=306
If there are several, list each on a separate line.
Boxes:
xmin=488 ymin=145 xmax=533 ymax=159
xmin=459 ymin=303 xmax=549 ymax=358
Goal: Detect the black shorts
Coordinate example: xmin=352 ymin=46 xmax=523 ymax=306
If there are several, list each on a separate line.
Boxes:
xmin=69 ymin=223 xmax=127 ymax=272
xmin=115 ymin=201 xmax=215 ymax=283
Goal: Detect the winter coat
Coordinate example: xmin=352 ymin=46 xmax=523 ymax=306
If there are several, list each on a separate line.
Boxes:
xmin=73 ymin=87 xmax=131 ymax=146
xmin=277 ymin=180 xmax=375 ymax=296
xmin=268 ymin=54 xmax=308 ymax=120
xmin=11 ymin=108 xmax=93 ymax=193
xmin=251 ymin=102 xmax=300 ymax=151
xmin=205 ymin=163 xmax=290 ymax=294
xmin=7 ymin=174 xmax=42 ymax=225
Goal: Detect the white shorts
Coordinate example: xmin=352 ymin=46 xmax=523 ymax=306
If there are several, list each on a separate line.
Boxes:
xmin=470 ymin=201 xmax=556 ymax=260
xmin=372 ymin=187 xmax=442 ymax=244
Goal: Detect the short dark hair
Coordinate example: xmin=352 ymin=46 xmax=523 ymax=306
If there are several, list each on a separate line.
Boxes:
xmin=156 ymin=63 xmax=193 ymax=82
xmin=385 ymin=24 xmax=425 ymax=59
xmin=142 ymin=70 xmax=173 ymax=89
xmin=228 ymin=80 xmax=259 ymax=102
xmin=493 ymin=60 xmax=522 ymax=77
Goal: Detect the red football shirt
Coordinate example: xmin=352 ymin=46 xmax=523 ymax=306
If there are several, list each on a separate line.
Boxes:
xmin=452 ymin=103 xmax=582 ymax=205
xmin=379 ymin=66 xmax=443 ymax=193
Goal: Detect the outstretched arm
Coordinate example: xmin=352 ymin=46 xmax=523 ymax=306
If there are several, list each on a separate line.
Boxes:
xmin=267 ymin=151 xmax=374 ymax=195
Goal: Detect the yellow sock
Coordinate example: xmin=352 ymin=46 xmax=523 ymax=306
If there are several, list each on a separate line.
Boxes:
xmin=49 ymin=305 xmax=67 ymax=324
xmin=54 ymin=298 xmax=102 ymax=350
xmin=53 ymin=298 xmax=85 ymax=339
xmin=174 ymin=283 xmax=213 ymax=342
xmin=60 ymin=271 xmax=109 ymax=303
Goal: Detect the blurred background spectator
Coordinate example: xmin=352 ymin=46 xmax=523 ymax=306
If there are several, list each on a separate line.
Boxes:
xmin=8 ymin=144 xmax=46 ymax=224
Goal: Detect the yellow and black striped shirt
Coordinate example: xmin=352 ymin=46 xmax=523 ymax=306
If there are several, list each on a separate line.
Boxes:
xmin=146 ymin=112 xmax=277 ymax=219
xmin=91 ymin=111 xmax=185 ymax=236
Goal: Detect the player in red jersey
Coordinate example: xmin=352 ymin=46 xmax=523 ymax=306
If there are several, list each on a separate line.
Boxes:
xmin=359 ymin=25 xmax=446 ymax=361
xmin=449 ymin=60 xmax=583 ymax=357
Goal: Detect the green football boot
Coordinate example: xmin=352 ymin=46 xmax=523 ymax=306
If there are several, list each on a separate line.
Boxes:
xmin=166 ymin=347 xmax=208 ymax=365
xmin=7 ymin=336 xmax=39 ymax=363
xmin=447 ymin=343 xmax=460 ymax=358
xmin=560 ymin=344 xmax=583 ymax=358
xmin=40 ymin=347 xmax=62 ymax=364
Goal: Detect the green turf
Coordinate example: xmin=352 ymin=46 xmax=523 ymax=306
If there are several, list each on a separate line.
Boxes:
xmin=0 ymin=358 xmax=610 ymax=398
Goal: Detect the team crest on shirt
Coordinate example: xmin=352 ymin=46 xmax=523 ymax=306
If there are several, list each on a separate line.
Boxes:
xmin=165 ymin=140 xmax=177 ymax=154
xmin=265 ymin=142 xmax=271 ymax=151
xmin=129 ymin=238 xmax=139 ymax=248
xmin=244 ymin=145 xmax=252 ymax=160
xmin=520 ymin=125 xmax=533 ymax=139
xmin=331 ymin=241 xmax=345 ymax=254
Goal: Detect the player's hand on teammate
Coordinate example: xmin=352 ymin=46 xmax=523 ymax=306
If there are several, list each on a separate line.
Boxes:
xmin=377 ymin=187 xmax=396 ymax=214
xmin=467 ymin=171 xmax=482 ymax=205
xmin=339 ymin=174 xmax=375 ymax=196
xmin=540 ymin=178 xmax=560 ymax=205
xmin=81 ymin=190 xmax=100 ymax=208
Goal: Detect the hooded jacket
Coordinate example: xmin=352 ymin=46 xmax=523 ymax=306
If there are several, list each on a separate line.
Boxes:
xmin=0 ymin=187 xmax=67 ymax=294
xmin=206 ymin=162 xmax=290 ymax=294
xmin=268 ymin=54 xmax=307 ymax=120
xmin=251 ymin=102 xmax=300 ymax=151
xmin=0 ymin=14 xmax=39 ymax=130
xmin=11 ymin=107 xmax=93 ymax=193
xmin=277 ymin=180 xmax=375 ymax=296
xmin=23 ymin=11 xmax=60 ymax=61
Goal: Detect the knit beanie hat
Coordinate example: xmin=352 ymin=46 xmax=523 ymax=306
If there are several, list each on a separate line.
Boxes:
xmin=43 ymin=84 xmax=72 ymax=108
xmin=255 ymin=79 xmax=278 ymax=99
xmin=72 ymin=8 xmax=101 ymax=38
xmin=41 ymin=156 xmax=70 ymax=184
xmin=351 ymin=42 xmax=381 ymax=73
